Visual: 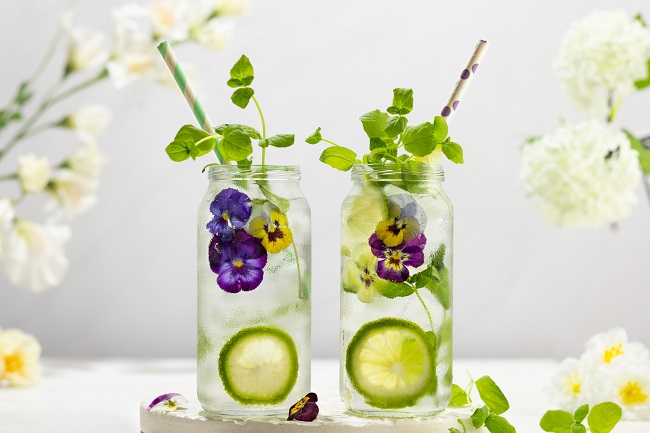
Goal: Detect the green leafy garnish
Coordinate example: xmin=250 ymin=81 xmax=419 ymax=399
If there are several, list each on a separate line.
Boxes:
xmin=164 ymin=55 xmax=296 ymax=167
xmin=540 ymin=402 xmax=622 ymax=433
xmin=625 ymin=130 xmax=650 ymax=175
xmin=449 ymin=375 xmax=516 ymax=433
xmin=307 ymin=88 xmax=463 ymax=171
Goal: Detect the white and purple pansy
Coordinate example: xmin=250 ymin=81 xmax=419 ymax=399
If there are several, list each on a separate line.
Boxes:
xmin=147 ymin=393 xmax=188 ymax=413
xmin=206 ymin=188 xmax=252 ymax=241
xmin=369 ymin=233 xmax=426 ymax=283
xmin=209 ymin=230 xmax=268 ymax=293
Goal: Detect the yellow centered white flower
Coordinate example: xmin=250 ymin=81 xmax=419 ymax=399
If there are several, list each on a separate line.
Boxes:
xmin=190 ymin=19 xmax=234 ymax=51
xmin=17 ymin=154 xmax=52 ymax=194
xmin=66 ymin=105 xmax=112 ymax=144
xmin=65 ymin=27 xmax=109 ymax=73
xmin=0 ymin=328 xmax=42 ymax=387
xmin=545 ymin=357 xmax=587 ymax=411
xmin=583 ymin=328 xmax=650 ymax=370
xmin=521 ymin=121 xmax=640 ymax=228
xmin=591 ymin=362 xmax=650 ymax=420
xmin=46 ymin=170 xmax=98 ymax=219
xmin=0 ymin=220 xmax=71 ymax=292
xmin=555 ymin=10 xmax=650 ymax=116
xmin=66 ymin=143 xmax=106 ymax=179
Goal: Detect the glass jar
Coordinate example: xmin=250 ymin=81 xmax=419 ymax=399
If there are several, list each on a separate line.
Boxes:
xmin=340 ymin=163 xmax=453 ymax=416
xmin=197 ymin=165 xmax=311 ymax=416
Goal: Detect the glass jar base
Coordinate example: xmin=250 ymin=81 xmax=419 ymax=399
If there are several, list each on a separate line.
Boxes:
xmin=202 ymin=408 xmax=287 ymax=418
xmin=346 ymin=407 xmax=446 ymax=418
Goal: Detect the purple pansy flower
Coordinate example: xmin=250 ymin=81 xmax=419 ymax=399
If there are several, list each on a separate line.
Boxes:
xmin=287 ymin=392 xmax=319 ymax=422
xmin=206 ymin=188 xmax=252 ymax=241
xmin=369 ymin=233 xmax=426 ymax=283
xmin=208 ymin=230 xmax=268 ymax=293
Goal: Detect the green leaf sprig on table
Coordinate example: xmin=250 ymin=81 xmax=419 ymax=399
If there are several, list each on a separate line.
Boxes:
xmin=305 ymin=88 xmax=464 ymax=171
xmin=164 ymin=55 xmax=295 ymax=168
xmin=540 ymin=402 xmax=623 ymax=433
xmin=448 ymin=375 xmax=517 ymax=433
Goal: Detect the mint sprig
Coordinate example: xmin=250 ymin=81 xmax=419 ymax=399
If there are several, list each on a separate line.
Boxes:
xmin=306 ymin=88 xmax=464 ymax=171
xmin=164 ymin=55 xmax=295 ymax=167
xmin=448 ymin=374 xmax=516 ymax=433
xmin=540 ymin=402 xmax=622 ymax=433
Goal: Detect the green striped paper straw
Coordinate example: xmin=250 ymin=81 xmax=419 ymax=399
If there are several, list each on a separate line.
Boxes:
xmin=157 ymin=41 xmax=224 ymax=163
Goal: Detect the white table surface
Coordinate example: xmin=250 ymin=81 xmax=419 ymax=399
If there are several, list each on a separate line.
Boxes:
xmin=0 ymin=358 xmax=647 ymax=433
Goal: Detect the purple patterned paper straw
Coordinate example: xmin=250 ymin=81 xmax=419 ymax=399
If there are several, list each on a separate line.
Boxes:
xmin=441 ymin=40 xmax=489 ymax=121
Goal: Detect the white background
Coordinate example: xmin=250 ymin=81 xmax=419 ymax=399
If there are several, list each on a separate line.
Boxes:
xmin=0 ymin=0 xmax=649 ymax=359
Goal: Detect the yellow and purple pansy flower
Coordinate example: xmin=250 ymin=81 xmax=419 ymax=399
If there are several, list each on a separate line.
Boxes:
xmin=206 ymin=188 xmax=252 ymax=241
xmin=342 ymin=245 xmax=389 ymax=303
xmin=369 ymin=233 xmax=426 ymax=283
xmin=374 ymin=194 xmax=427 ymax=247
xmin=209 ymin=230 xmax=268 ymax=293
xmin=249 ymin=203 xmax=293 ymax=254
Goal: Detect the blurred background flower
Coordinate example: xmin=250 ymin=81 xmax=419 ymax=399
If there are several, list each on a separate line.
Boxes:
xmin=0 ymin=327 xmax=42 ymax=387
xmin=523 ymin=9 xmax=650 ymax=229
xmin=0 ymin=0 xmax=247 ymax=292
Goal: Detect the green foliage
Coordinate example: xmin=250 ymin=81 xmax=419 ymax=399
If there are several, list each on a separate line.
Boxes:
xmin=378 ymin=281 xmax=415 ymax=298
xmin=231 ymin=87 xmax=255 ymax=108
xmin=305 ymin=127 xmax=322 ymax=144
xmin=259 ymin=134 xmax=295 ymax=148
xmin=218 ymin=126 xmax=253 ymax=161
xmin=228 ymin=55 xmax=255 ymax=87
xmin=485 ymin=415 xmax=516 ymax=433
xmin=476 ymin=376 xmax=510 ymax=415
xmin=319 ymin=146 xmax=357 ymax=171
xmin=214 ymin=124 xmax=261 ymax=139
xmin=472 ymin=405 xmax=490 ymax=428
xmin=165 ymin=124 xmax=214 ymax=161
xmin=360 ymin=109 xmax=390 ymax=139
xmin=388 ymin=88 xmax=414 ymax=115
xmin=442 ymin=140 xmax=464 ymax=164
xmin=625 ymin=130 xmax=650 ymax=175
xmin=449 ymin=384 xmax=470 ymax=407
xmin=407 ymin=243 xmax=450 ymax=308
xmin=385 ymin=115 xmax=408 ymax=137
xmin=634 ymin=59 xmax=650 ymax=90
xmin=540 ymin=402 xmax=622 ymax=433
xmin=0 ymin=81 xmax=33 ymax=131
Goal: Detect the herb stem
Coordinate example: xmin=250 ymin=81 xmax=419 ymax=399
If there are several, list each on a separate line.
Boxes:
xmin=0 ymin=173 xmax=17 ymax=182
xmin=291 ymin=241 xmax=303 ymax=299
xmin=414 ymin=288 xmax=434 ymax=332
xmin=195 ymin=134 xmax=219 ymax=147
xmin=322 ymin=138 xmax=342 ymax=147
xmin=251 ymin=95 xmax=267 ymax=166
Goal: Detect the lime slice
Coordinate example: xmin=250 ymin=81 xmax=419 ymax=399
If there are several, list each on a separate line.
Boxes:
xmin=346 ymin=318 xmax=436 ymax=409
xmin=342 ymin=184 xmax=388 ymax=247
xmin=218 ymin=326 xmax=299 ymax=405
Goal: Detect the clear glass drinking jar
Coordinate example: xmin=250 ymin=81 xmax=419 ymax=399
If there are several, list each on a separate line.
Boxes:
xmin=197 ymin=165 xmax=311 ymax=416
xmin=340 ymin=163 xmax=453 ymax=416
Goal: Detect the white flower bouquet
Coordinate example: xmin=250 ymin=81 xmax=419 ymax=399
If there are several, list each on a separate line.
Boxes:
xmin=0 ymin=0 xmax=247 ymax=292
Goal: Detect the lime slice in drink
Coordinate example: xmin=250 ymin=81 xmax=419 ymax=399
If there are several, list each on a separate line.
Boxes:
xmin=218 ymin=326 xmax=299 ymax=405
xmin=342 ymin=184 xmax=388 ymax=247
xmin=346 ymin=318 xmax=435 ymax=409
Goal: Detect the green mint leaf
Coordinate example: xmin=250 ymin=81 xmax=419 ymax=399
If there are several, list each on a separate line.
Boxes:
xmin=387 ymin=106 xmax=400 ymax=115
xmin=624 ymin=130 xmax=650 ymax=175
xmin=574 ymin=405 xmax=589 ymax=423
xmin=449 ymin=384 xmax=470 ymax=407
xmin=214 ymin=124 xmax=261 ymax=139
xmin=540 ymin=410 xmax=574 ymax=432
xmin=634 ymin=59 xmax=650 ymax=89
xmin=360 ymin=109 xmax=389 ymax=139
xmin=231 ymin=87 xmax=255 ymax=109
xmin=485 ymin=415 xmax=516 ymax=433
xmin=432 ymin=243 xmax=446 ymax=269
xmin=471 ymin=405 xmax=490 ymax=428
xmin=196 ymin=136 xmax=217 ymax=156
xmin=258 ymin=181 xmax=290 ymax=213
xmin=377 ymin=281 xmax=414 ymax=298
xmin=218 ymin=126 xmax=253 ymax=161
xmin=237 ymin=157 xmax=252 ymax=169
xmin=475 ymin=376 xmax=510 ymax=415
xmin=402 ymin=122 xmax=437 ymax=156
xmin=227 ymin=78 xmax=242 ymax=88
xmin=635 ymin=13 xmax=647 ymax=27
xmin=442 ymin=141 xmax=464 ymax=164
xmin=367 ymin=147 xmax=388 ymax=164
xmin=587 ymin=402 xmax=622 ymax=433
xmin=449 ymin=429 xmax=463 ymax=433
xmin=319 ymin=146 xmax=357 ymax=171
xmin=425 ymin=267 xmax=450 ymax=309
xmin=165 ymin=141 xmax=192 ymax=161
xmin=305 ymin=127 xmax=322 ymax=144
xmin=571 ymin=423 xmax=586 ymax=433
xmin=385 ymin=115 xmax=408 ymax=137
xmin=432 ymin=115 xmax=449 ymax=142
xmin=370 ymin=137 xmax=387 ymax=150
xmin=264 ymin=134 xmax=295 ymax=148
xmin=229 ymin=54 xmax=254 ymax=85
xmin=391 ymin=88 xmax=414 ymax=114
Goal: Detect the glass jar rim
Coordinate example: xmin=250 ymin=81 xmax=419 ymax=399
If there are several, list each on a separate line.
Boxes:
xmin=351 ymin=163 xmax=444 ymax=182
xmin=207 ymin=164 xmax=301 ymax=181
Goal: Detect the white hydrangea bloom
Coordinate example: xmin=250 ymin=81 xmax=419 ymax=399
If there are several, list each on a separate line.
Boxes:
xmin=66 ymin=105 xmax=112 ymax=144
xmin=545 ymin=357 xmax=589 ymax=411
xmin=0 ymin=328 xmax=42 ymax=387
xmin=555 ymin=10 xmax=650 ymax=116
xmin=46 ymin=170 xmax=98 ymax=219
xmin=17 ymin=154 xmax=52 ymax=195
xmin=590 ymin=360 xmax=650 ymax=420
xmin=521 ymin=121 xmax=640 ymax=228
xmin=66 ymin=142 xmax=106 ymax=179
xmin=1 ymin=220 xmax=71 ymax=292
xmin=65 ymin=27 xmax=109 ymax=73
